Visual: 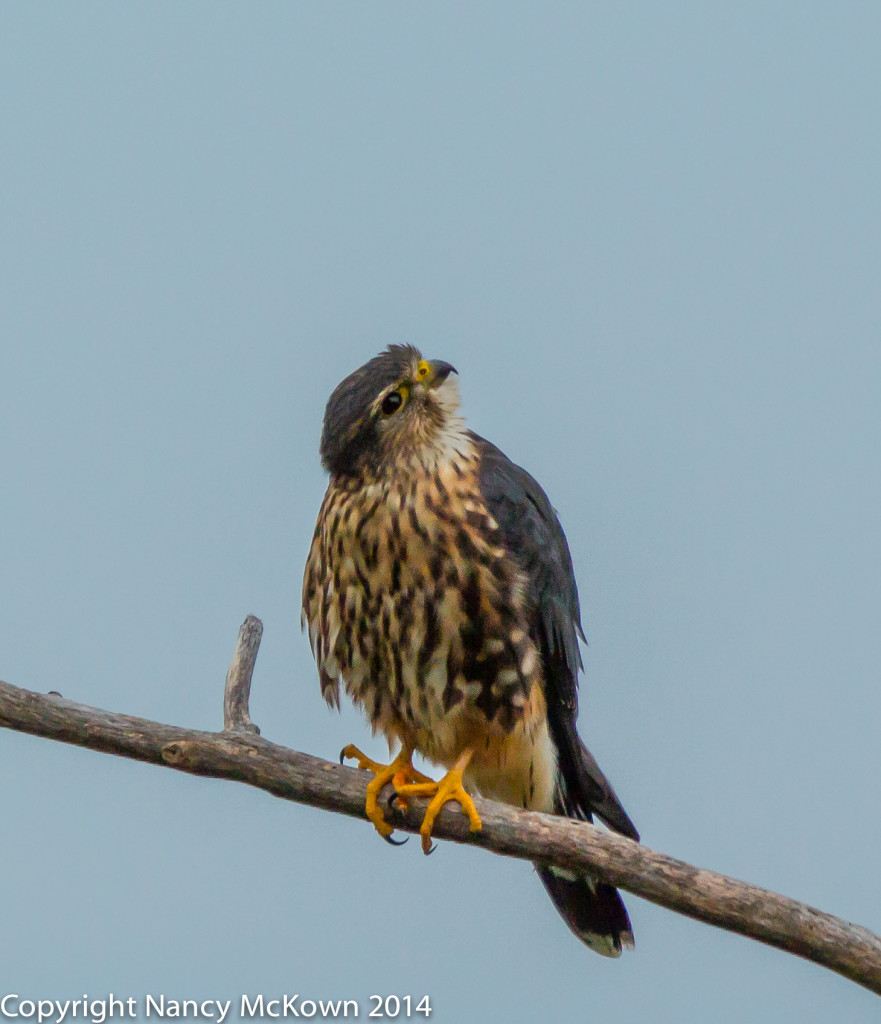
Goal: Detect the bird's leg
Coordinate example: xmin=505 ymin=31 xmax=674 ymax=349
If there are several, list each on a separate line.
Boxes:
xmin=393 ymin=746 xmax=482 ymax=854
xmin=340 ymin=743 xmax=433 ymax=839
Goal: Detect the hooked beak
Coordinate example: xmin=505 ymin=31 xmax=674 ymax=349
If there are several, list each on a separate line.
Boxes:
xmin=426 ymin=359 xmax=457 ymax=388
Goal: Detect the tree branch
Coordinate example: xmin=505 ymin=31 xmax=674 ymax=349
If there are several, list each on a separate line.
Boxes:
xmin=223 ymin=613 xmax=262 ymax=734
xmin=1 ymin=618 xmax=879 ymax=997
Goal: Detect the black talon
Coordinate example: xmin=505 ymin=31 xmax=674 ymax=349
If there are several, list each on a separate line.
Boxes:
xmin=387 ymin=791 xmax=401 ymax=810
xmin=339 ymin=748 xmax=348 ymax=765
xmin=384 ymin=834 xmax=409 ymax=847
xmin=424 ymin=841 xmax=437 ymax=856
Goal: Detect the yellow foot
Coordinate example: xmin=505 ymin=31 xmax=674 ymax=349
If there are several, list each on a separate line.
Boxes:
xmin=393 ymin=747 xmax=482 ymax=854
xmin=340 ymin=744 xmax=433 ymax=842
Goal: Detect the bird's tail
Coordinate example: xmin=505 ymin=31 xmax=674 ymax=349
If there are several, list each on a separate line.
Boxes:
xmin=539 ymin=709 xmax=639 ymax=956
xmin=535 ymin=861 xmax=634 ymax=957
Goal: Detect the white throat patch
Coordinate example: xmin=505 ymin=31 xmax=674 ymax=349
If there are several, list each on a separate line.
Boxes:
xmin=427 ymin=374 xmax=473 ymax=468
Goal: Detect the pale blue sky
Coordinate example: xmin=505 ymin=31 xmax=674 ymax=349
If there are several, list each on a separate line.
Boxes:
xmin=1 ymin=4 xmax=879 ymax=1022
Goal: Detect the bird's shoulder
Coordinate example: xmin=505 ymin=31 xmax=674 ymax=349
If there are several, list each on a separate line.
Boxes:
xmin=469 ymin=431 xmax=584 ymax=696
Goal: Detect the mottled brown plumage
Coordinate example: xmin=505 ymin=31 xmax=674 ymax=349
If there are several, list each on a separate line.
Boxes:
xmin=302 ymin=345 xmax=638 ymax=955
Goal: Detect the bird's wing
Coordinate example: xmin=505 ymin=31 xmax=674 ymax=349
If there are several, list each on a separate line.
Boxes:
xmin=472 ymin=432 xmax=639 ymax=841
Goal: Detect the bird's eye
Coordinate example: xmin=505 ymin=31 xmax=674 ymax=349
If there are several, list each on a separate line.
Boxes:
xmin=381 ymin=391 xmax=404 ymax=416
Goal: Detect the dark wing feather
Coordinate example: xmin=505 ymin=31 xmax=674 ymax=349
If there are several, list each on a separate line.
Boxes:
xmin=472 ymin=432 xmax=639 ymax=841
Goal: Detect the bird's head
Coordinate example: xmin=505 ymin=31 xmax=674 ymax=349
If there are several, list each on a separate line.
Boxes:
xmin=320 ymin=344 xmax=463 ymax=478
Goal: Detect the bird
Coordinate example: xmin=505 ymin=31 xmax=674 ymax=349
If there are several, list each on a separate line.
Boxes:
xmin=302 ymin=344 xmax=639 ymax=955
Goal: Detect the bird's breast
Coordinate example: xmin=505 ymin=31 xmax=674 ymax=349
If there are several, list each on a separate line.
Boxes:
xmin=302 ymin=459 xmax=546 ymax=765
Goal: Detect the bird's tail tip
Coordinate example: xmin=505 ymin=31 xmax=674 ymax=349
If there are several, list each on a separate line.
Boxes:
xmin=536 ymin=864 xmax=634 ymax=957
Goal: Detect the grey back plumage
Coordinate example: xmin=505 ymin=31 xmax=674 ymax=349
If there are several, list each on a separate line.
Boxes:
xmin=472 ymin=432 xmax=639 ymax=842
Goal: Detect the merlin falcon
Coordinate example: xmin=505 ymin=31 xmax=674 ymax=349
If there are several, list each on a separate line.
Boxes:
xmin=302 ymin=345 xmax=639 ymax=955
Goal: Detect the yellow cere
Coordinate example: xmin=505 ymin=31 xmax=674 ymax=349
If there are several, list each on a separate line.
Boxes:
xmin=416 ymin=360 xmax=431 ymax=381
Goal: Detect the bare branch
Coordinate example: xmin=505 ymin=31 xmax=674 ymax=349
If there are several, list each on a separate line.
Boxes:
xmin=1 ymin=617 xmax=879 ymax=997
xmin=223 ymin=613 xmax=262 ymax=734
